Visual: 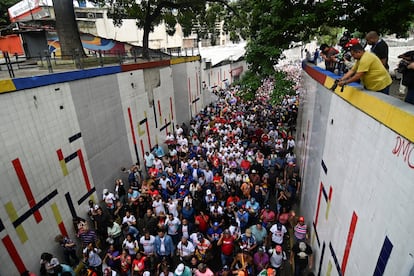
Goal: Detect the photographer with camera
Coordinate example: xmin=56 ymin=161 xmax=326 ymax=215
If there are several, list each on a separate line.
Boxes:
xmin=337 ymin=43 xmax=392 ymax=94
xmin=397 ymin=51 xmax=414 ymax=104
xmin=319 ymin=44 xmax=339 ymax=72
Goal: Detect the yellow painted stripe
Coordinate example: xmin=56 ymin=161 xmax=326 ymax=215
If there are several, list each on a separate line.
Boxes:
xmin=324 ymin=76 xmax=414 ymax=143
xmin=51 ymin=203 xmax=62 ymax=224
xmin=0 ymin=79 xmax=16 ymax=93
xmin=325 ymin=200 xmax=331 ymax=220
xmin=60 ymin=160 xmax=68 ymax=176
xmin=170 ymin=56 xmax=201 ymax=65
xmin=5 ymin=202 xmax=28 ymax=243
xmin=326 ymin=260 xmax=332 ymax=276
xmin=138 ymin=111 xmax=148 ymax=136
xmin=311 ymin=232 xmax=316 ymax=246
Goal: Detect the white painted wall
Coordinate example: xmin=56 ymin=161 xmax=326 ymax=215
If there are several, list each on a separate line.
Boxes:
xmin=297 ymin=71 xmax=414 ymax=276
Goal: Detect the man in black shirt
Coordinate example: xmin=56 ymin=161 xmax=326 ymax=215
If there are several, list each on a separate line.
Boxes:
xmin=366 ymin=31 xmax=389 ymax=69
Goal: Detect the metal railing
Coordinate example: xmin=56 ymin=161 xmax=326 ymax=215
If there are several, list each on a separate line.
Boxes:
xmin=0 ymin=47 xmax=200 ymax=79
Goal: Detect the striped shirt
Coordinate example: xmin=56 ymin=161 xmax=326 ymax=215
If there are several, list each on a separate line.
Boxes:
xmin=294 ymin=223 xmax=307 ymax=240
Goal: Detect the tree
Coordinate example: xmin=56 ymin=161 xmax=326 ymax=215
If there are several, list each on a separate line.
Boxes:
xmin=0 ymin=0 xmax=19 ymax=26
xmin=224 ymin=0 xmax=414 ymax=77
xmin=52 ymin=0 xmax=85 ymax=59
xmin=92 ymin=0 xmax=233 ymax=59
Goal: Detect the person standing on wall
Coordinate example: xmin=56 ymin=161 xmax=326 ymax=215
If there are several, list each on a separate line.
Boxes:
xmin=365 ymin=31 xmax=389 ymax=70
xmin=319 ymin=44 xmax=339 ymax=72
xmin=338 ymin=43 xmax=392 ymax=94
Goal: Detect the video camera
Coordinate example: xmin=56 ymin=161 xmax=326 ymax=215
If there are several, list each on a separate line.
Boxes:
xmin=330 ymin=79 xmax=345 ymax=93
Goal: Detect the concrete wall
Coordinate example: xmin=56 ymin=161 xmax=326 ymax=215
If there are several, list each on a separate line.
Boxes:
xmin=0 ymin=56 xmax=241 ymax=275
xmin=297 ymin=63 xmax=414 ymax=276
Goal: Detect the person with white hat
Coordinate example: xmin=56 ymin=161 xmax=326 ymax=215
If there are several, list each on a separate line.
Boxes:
xmin=174 ymin=263 xmax=192 ymax=276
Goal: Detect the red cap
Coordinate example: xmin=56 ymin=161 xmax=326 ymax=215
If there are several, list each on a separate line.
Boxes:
xmin=345 ymin=38 xmax=360 ymax=49
xmin=298 ymin=216 xmax=305 ymax=222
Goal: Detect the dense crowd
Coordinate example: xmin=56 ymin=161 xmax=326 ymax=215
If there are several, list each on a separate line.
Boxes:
xmin=40 ymin=71 xmax=314 ymax=276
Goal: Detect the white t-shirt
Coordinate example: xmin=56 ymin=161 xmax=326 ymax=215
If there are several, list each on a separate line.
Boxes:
xmin=139 ymin=235 xmax=155 ymax=254
xmin=177 ymin=240 xmax=195 ymax=257
xmin=269 ymin=223 xmax=287 ymax=244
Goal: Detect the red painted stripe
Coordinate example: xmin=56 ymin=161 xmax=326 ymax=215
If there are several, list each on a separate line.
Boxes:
xmin=57 ymin=149 xmax=64 ymax=161
xmin=2 ymin=235 xmax=26 ymax=273
xmin=58 ymin=222 xmax=68 ymax=237
xmin=314 ymin=182 xmax=323 ymax=227
xmin=76 ymin=150 xmax=91 ymax=191
xmin=12 ymin=158 xmax=42 ymax=223
xmin=303 ymin=64 xmax=327 ymax=85
xmin=341 ymin=211 xmax=358 ymax=275
xmin=158 ymin=100 xmax=162 ymax=119
xmin=120 ymin=60 xmax=170 ymax=72
xmin=328 ymin=186 xmax=333 ymax=201
xmin=127 ymin=108 xmax=137 ymax=145
xmin=140 ymin=140 xmax=145 ymax=159
xmin=170 ymin=97 xmax=174 ymax=120
xmin=145 ymin=120 xmax=152 ymax=149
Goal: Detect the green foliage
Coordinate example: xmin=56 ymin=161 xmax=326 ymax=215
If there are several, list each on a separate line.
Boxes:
xmin=225 ymin=0 xmax=414 ymax=77
xmin=269 ymin=71 xmax=296 ymax=105
xmin=0 ymin=0 xmax=19 ymax=26
xmin=235 ymin=70 xmax=261 ymax=101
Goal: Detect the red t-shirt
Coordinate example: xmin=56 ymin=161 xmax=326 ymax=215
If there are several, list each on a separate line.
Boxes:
xmin=196 ymin=214 xmax=209 ymax=233
xmin=132 ymin=256 xmax=146 ymax=272
xmin=221 ymin=236 xmax=235 ymax=256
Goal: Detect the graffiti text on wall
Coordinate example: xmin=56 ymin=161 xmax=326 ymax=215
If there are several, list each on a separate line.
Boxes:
xmin=392 ymin=136 xmax=414 ymax=169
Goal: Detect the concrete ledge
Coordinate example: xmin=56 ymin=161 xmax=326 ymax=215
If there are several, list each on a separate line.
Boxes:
xmin=303 ymin=62 xmax=414 ymax=143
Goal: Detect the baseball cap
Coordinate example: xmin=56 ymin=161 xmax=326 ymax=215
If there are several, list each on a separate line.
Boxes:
xmin=251 ymin=169 xmax=257 ymax=173
xmin=213 ymin=222 xmax=219 ymax=227
xmin=206 ymin=189 xmax=212 ymax=195
xmin=298 ymin=216 xmax=305 ymax=222
xmin=175 ymin=263 xmax=185 ymax=275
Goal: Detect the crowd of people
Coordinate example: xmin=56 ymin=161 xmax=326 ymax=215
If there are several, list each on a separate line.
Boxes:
xmin=40 ymin=73 xmax=314 ymax=276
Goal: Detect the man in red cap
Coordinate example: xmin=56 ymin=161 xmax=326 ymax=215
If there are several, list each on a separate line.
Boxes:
xmin=294 ymin=216 xmax=308 ymax=242
xmin=268 ymin=245 xmax=287 ymax=275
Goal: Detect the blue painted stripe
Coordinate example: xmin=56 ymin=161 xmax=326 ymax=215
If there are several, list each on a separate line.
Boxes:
xmin=329 ymin=242 xmax=342 ymax=276
xmin=318 ymin=242 xmax=326 ymax=276
xmin=13 ymin=66 xmax=121 ymax=91
xmin=373 ymin=236 xmax=393 ymax=276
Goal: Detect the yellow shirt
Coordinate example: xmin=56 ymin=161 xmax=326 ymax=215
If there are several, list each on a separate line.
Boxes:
xmin=352 ymin=51 xmax=392 ymax=91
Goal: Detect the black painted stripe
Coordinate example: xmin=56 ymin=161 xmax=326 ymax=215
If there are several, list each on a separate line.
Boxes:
xmin=68 ymin=132 xmax=82 ymax=143
xmin=13 ymin=190 xmax=58 ymax=228
xmin=321 ymin=159 xmax=328 ymax=174
xmin=192 ymin=97 xmax=200 ymax=104
xmin=160 ymin=122 xmax=171 ymax=131
xmin=77 ymin=187 xmax=96 ymax=205
xmin=65 ymin=192 xmax=77 ymax=219
xmin=64 ymin=152 xmax=78 ymax=163
xmin=329 ymin=242 xmax=343 ymax=276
